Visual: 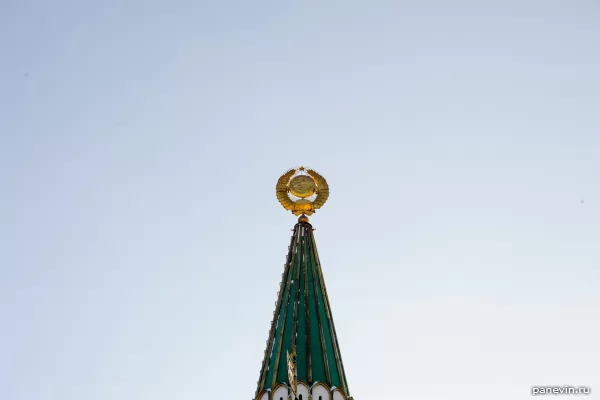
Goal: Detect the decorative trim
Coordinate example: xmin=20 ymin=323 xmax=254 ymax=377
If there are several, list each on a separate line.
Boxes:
xmin=288 ymin=230 xmax=303 ymax=395
xmin=290 ymin=224 xmax=302 ymax=353
xmin=310 ymin=230 xmax=350 ymax=395
xmin=256 ymin=231 xmax=298 ymax=397
xmin=310 ymin=381 xmax=331 ymax=400
xmin=297 ymin=380 xmax=310 ymax=400
xmin=310 ymin=381 xmax=329 ymax=391
xmin=257 ymin=388 xmax=272 ymax=400
xmin=309 ymin=238 xmax=331 ymax=385
xmin=303 ymin=224 xmax=312 ymax=382
xmin=272 ymin=382 xmax=290 ymax=400
xmin=271 ymin=228 xmax=300 ymax=389
xmin=331 ymin=386 xmax=348 ymax=400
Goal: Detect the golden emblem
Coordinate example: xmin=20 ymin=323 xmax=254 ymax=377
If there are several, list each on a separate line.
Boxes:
xmin=276 ymin=167 xmax=329 ymax=217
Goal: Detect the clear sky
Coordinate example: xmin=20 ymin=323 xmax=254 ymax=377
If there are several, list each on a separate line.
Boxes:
xmin=1 ymin=1 xmax=599 ymax=399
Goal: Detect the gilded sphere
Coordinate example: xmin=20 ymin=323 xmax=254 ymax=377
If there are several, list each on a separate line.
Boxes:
xmin=288 ymin=175 xmax=316 ymax=198
xmin=298 ymin=215 xmax=310 ymax=223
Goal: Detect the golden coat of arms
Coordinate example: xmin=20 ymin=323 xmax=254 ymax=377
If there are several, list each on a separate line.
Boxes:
xmin=276 ymin=167 xmax=329 ymax=217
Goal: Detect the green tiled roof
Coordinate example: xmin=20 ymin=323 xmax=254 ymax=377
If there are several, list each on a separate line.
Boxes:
xmin=255 ymin=220 xmax=350 ymax=398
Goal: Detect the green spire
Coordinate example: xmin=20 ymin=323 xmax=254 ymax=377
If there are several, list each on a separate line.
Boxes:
xmin=255 ymin=219 xmax=351 ymax=399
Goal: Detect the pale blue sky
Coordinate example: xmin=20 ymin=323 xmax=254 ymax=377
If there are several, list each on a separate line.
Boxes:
xmin=1 ymin=1 xmax=599 ymax=399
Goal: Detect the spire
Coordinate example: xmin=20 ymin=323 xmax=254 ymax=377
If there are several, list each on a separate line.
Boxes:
xmin=254 ymin=218 xmax=352 ymax=400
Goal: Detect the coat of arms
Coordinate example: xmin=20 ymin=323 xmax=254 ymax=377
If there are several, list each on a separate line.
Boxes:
xmin=276 ymin=167 xmax=329 ymax=217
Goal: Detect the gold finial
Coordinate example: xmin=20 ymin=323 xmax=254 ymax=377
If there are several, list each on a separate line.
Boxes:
xmin=276 ymin=167 xmax=329 ymax=217
xmin=298 ymin=215 xmax=309 ymax=223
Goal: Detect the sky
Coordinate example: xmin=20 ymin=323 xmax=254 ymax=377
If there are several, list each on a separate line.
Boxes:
xmin=1 ymin=1 xmax=599 ymax=399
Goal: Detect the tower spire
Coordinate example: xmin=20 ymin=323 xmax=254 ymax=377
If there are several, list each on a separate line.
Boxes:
xmin=254 ymin=169 xmax=353 ymax=400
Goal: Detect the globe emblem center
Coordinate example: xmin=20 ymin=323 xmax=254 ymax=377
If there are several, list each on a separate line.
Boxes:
xmin=289 ymin=175 xmax=316 ymax=198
